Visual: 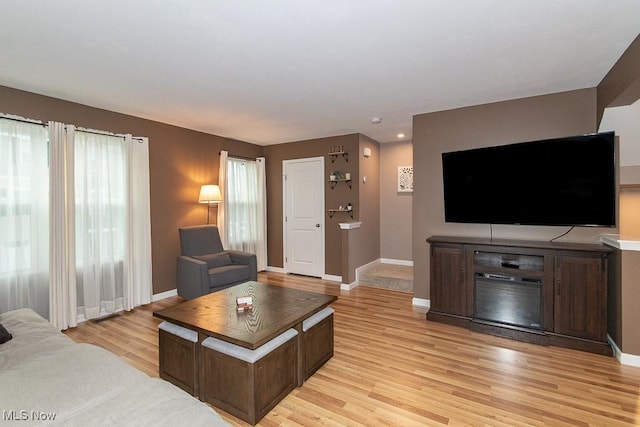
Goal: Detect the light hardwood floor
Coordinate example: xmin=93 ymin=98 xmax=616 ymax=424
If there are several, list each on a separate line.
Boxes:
xmin=63 ymin=272 xmax=640 ymax=426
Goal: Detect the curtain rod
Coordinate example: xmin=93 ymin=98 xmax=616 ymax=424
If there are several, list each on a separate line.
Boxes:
xmin=0 ymin=113 xmax=45 ymax=126
xmin=219 ymin=151 xmax=256 ymax=161
xmin=76 ymin=127 xmax=145 ymax=142
xmin=1 ymin=113 xmax=144 ymax=142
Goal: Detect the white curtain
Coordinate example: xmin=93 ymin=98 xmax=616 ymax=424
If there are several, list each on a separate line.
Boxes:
xmin=123 ymin=135 xmax=152 ymax=309
xmin=256 ymin=158 xmax=267 ymax=271
xmin=47 ymin=126 xmax=152 ymax=329
xmin=220 ymin=154 xmax=268 ymax=270
xmin=73 ymin=130 xmax=152 ymax=322
xmin=0 ymin=118 xmax=50 ymax=319
xmin=49 ymin=122 xmax=77 ymax=329
xmin=73 ymin=130 xmax=127 ymax=319
xmin=1 ymin=116 xmax=152 ymax=330
xmin=217 ymin=150 xmax=228 ymax=247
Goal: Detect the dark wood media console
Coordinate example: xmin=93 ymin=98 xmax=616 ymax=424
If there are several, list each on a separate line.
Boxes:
xmin=427 ymin=236 xmax=615 ymax=355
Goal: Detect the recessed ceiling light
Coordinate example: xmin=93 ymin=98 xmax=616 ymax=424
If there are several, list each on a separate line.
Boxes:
xmin=370 ymin=117 xmax=382 ymax=124
xmin=397 ymin=133 xmax=405 ymax=138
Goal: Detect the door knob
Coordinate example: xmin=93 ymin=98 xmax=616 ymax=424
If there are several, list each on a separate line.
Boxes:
xmin=315 ymin=223 xmax=320 ymax=227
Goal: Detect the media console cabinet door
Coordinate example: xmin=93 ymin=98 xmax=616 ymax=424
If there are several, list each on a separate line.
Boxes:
xmin=430 ymin=244 xmax=470 ymax=316
xmin=554 ymin=254 xmax=607 ymax=341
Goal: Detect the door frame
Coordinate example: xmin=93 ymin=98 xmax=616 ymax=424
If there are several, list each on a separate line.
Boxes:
xmin=282 ymin=156 xmax=325 ymax=276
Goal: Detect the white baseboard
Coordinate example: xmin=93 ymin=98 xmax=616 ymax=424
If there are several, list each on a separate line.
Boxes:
xmin=355 ymin=259 xmax=381 ymax=281
xmin=342 ymin=257 xmax=415 ymax=292
xmin=341 ymin=281 xmax=359 ymax=291
xmin=609 ymin=335 xmax=621 ymax=360
xmin=380 ymin=258 xmax=414 ymax=267
xmin=608 ymin=335 xmax=640 ymax=367
xmin=412 ymin=298 xmax=430 ymax=308
xmin=265 ymin=258 xmax=413 ymax=293
xmin=620 ymin=352 xmax=640 ymax=367
xmin=152 ymin=289 xmax=177 ymax=302
xmin=265 ymin=265 xmax=341 ymax=283
xmin=341 ymin=259 xmax=381 ymax=291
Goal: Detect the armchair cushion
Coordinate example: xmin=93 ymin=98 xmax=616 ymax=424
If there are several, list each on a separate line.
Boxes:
xmin=194 ymin=252 xmax=232 ymax=269
xmin=208 ymin=265 xmax=253 ymax=289
xmin=227 ymin=250 xmax=255 ymax=266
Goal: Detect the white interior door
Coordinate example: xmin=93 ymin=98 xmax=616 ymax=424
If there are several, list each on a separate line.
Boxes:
xmin=283 ymin=157 xmax=324 ymax=277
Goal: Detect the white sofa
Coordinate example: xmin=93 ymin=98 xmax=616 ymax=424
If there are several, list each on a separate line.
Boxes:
xmin=0 ymin=308 xmax=229 ymax=426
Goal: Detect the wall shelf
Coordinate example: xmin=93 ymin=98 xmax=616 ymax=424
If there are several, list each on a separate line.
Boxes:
xmin=328 ymin=151 xmax=348 ymax=163
xmin=327 ymin=209 xmax=353 ymax=219
xmin=329 ymin=179 xmax=352 ymax=189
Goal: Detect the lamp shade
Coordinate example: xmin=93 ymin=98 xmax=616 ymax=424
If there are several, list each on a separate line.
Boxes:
xmin=198 ymin=184 xmax=222 ymax=204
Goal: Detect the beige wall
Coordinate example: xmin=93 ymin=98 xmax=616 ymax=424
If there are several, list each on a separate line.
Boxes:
xmin=620 ymin=189 xmax=640 ymax=239
xmin=0 ymin=85 xmax=262 ymax=295
xmin=606 ymin=136 xmax=640 ymax=358
xmin=616 ymin=188 xmax=640 ymax=355
xmin=620 ymin=166 xmax=640 ymax=185
xmin=599 ymin=99 xmax=640 ymax=168
xmin=380 ymin=141 xmax=413 ymax=262
xmin=620 ymin=250 xmax=640 ymax=354
xmin=352 ymin=135 xmax=381 ymax=274
xmin=597 ymin=42 xmax=640 ymax=357
xmin=597 ymin=34 xmax=640 ymax=121
xmin=339 ymin=136 xmax=381 ymax=284
xmin=412 ymin=88 xmax=603 ymax=299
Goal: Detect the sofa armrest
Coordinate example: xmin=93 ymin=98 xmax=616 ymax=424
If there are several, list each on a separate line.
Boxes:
xmin=227 ymin=250 xmax=258 ymax=280
xmin=176 ymin=256 xmax=210 ymax=300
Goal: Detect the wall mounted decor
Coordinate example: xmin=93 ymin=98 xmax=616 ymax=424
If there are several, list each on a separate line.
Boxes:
xmin=398 ymin=166 xmax=413 ymax=192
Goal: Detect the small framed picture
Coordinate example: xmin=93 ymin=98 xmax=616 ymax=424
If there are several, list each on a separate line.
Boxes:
xmin=398 ymin=166 xmax=413 ymax=192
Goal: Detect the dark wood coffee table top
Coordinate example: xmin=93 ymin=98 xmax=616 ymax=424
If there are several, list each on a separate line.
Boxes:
xmin=154 ymin=281 xmax=337 ymax=349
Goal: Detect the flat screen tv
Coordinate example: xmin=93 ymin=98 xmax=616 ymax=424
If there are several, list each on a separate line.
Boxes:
xmin=442 ymin=131 xmax=616 ymax=227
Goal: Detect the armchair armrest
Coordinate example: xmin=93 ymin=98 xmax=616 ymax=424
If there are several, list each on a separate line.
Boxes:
xmin=176 ymin=256 xmax=210 ymax=300
xmin=227 ymin=250 xmax=258 ymax=280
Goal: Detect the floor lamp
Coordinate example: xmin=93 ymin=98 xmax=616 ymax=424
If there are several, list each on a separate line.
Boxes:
xmin=198 ymin=184 xmax=222 ymax=224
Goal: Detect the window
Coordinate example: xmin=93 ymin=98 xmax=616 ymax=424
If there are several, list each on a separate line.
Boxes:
xmin=1 ymin=117 xmax=152 ymax=328
xmin=0 ymin=118 xmax=50 ymax=318
xmin=74 ymin=131 xmax=127 ymax=265
xmin=226 ymin=157 xmax=260 ymax=250
xmin=220 ymin=153 xmax=267 ymax=270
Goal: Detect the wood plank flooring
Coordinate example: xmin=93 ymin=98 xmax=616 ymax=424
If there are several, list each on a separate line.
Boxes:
xmin=63 ymin=271 xmax=640 ymax=426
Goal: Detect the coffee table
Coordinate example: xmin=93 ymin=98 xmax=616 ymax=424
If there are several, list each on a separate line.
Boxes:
xmin=153 ymin=281 xmax=337 ymax=423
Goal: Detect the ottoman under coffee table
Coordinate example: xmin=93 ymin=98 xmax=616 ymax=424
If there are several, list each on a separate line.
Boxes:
xmin=154 ymin=281 xmax=337 ymax=425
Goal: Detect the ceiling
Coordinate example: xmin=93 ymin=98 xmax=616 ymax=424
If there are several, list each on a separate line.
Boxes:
xmin=1 ymin=1 xmax=639 ymax=145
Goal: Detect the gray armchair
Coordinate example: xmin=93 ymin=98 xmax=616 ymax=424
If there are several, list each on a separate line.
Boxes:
xmin=176 ymin=225 xmax=257 ymax=300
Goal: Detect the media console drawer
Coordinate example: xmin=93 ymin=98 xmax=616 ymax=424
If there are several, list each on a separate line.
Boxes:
xmin=474 ymin=251 xmax=544 ymax=272
xmin=426 ymin=235 xmax=613 ymax=356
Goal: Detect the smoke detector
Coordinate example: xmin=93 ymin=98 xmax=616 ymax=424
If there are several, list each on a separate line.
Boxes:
xmin=370 ymin=117 xmax=382 ymax=124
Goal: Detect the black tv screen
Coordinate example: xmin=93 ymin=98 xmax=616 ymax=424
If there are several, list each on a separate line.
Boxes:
xmin=442 ymin=132 xmax=616 ymax=227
